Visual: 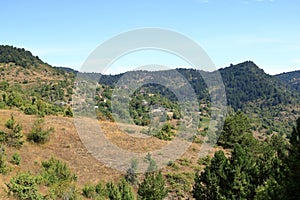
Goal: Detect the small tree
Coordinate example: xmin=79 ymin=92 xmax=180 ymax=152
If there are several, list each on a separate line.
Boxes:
xmin=138 ymin=156 xmax=168 ymax=200
xmin=217 ymin=111 xmax=251 ymax=148
xmin=138 ymin=171 xmax=168 ymax=200
xmin=125 ymin=158 xmax=138 ymax=185
xmin=11 ymin=152 xmax=21 ymax=165
xmin=0 ymin=145 xmax=8 ymax=174
xmin=41 ymin=157 xmax=77 ymax=186
xmin=106 ymin=182 xmax=122 ymax=200
xmin=118 ymin=178 xmax=135 ymax=200
xmin=27 ymin=118 xmax=54 ymax=144
xmin=154 ymin=123 xmax=175 ymax=141
xmin=4 ymin=114 xmax=23 ymax=148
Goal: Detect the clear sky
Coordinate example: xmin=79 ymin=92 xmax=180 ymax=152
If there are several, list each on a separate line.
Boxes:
xmin=0 ymin=0 xmax=299 ymax=75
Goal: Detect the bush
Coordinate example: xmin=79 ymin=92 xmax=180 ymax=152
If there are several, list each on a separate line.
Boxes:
xmin=6 ymin=172 xmax=43 ymax=200
xmin=24 ymin=104 xmax=38 ymax=115
xmin=4 ymin=114 xmax=24 ymax=148
xmin=27 ymin=118 xmax=54 ymax=144
xmin=0 ymin=146 xmax=8 ymax=174
xmin=154 ymin=123 xmax=175 ymax=141
xmin=138 ymin=171 xmax=168 ymax=200
xmin=48 ymin=181 xmax=81 ymax=200
xmin=82 ymin=184 xmax=96 ymax=198
xmin=41 ymin=157 xmax=77 ymax=186
xmin=11 ymin=152 xmax=21 ymax=165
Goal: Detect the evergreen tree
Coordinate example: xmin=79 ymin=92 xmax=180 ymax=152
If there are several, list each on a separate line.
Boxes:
xmin=193 ymin=150 xmax=228 ymax=200
xmin=106 ymin=182 xmax=122 ymax=200
xmin=125 ymin=158 xmax=138 ymax=185
xmin=118 ymin=178 xmax=135 ymax=200
xmin=4 ymin=114 xmax=23 ymax=148
xmin=138 ymin=171 xmax=168 ymax=200
xmin=286 ymin=117 xmax=300 ymax=199
xmin=217 ymin=111 xmax=251 ymax=148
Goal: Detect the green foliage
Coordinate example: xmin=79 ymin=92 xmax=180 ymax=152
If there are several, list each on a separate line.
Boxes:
xmin=2 ymin=114 xmax=24 ymax=148
xmin=154 ymin=123 xmax=175 ymax=141
xmin=95 ymin=182 xmax=107 ymax=197
xmin=166 ymin=172 xmax=194 ymax=198
xmin=64 ymin=106 xmax=73 ymax=117
xmin=125 ymin=158 xmax=138 ymax=185
xmin=193 ymin=129 xmax=290 ymax=200
xmin=47 ymin=180 xmax=81 ymax=200
xmin=138 ymin=171 xmax=168 ymax=200
xmin=24 ymin=104 xmax=38 ymax=115
xmin=217 ymin=110 xmax=251 ymax=148
xmin=276 ymin=70 xmax=300 ymax=92
xmin=11 ymin=152 xmax=21 ymax=165
xmin=6 ymin=172 xmax=43 ymax=200
xmin=144 ymin=153 xmax=158 ymax=173
xmin=41 ymin=157 xmax=77 ymax=186
xmin=285 ymin=117 xmax=300 ymax=199
xmin=27 ymin=118 xmax=54 ymax=144
xmin=0 ymin=45 xmax=44 ymax=68
xmin=106 ymin=182 xmax=122 ymax=200
xmin=0 ymin=145 xmax=8 ymax=174
xmin=41 ymin=157 xmax=80 ymax=199
xmin=118 ymin=178 xmax=135 ymax=200
xmin=82 ymin=184 xmax=96 ymax=199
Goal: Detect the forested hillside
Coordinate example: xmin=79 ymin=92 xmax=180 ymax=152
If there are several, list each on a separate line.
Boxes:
xmin=0 ymin=45 xmax=299 ymax=199
xmin=276 ymin=70 xmax=300 ymax=92
xmin=94 ymin=61 xmax=300 ymax=135
xmin=0 ymin=45 xmax=75 ymax=117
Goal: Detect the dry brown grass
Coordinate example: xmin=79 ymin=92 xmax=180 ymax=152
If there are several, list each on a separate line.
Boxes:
xmin=0 ymin=110 xmax=213 ymax=199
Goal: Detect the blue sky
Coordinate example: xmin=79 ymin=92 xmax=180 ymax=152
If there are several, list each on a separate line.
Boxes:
xmin=0 ymin=0 xmax=299 ymax=74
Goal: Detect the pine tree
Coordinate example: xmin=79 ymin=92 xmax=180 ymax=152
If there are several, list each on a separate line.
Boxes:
xmin=125 ymin=158 xmax=138 ymax=185
xmin=106 ymin=182 xmax=122 ymax=200
xmin=4 ymin=114 xmax=23 ymax=148
xmin=287 ymin=117 xmax=300 ymax=199
xmin=193 ymin=150 xmax=228 ymax=200
xmin=118 ymin=178 xmax=135 ymax=200
xmin=138 ymin=171 xmax=168 ymax=200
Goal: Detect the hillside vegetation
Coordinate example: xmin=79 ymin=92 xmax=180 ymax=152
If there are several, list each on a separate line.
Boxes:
xmin=276 ymin=70 xmax=300 ymax=92
xmin=0 ymin=45 xmax=299 ymax=199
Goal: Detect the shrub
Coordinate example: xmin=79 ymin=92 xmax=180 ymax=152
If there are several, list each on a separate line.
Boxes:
xmin=0 ymin=146 xmax=8 ymax=174
xmin=6 ymin=172 xmax=43 ymax=200
xmin=27 ymin=118 xmax=54 ymax=144
xmin=11 ymin=152 xmax=21 ymax=165
xmin=41 ymin=157 xmax=77 ymax=186
xmin=4 ymin=114 xmax=24 ymax=148
xmin=154 ymin=123 xmax=175 ymax=141
xmin=82 ymin=184 xmax=96 ymax=198
xmin=24 ymin=104 xmax=38 ymax=115
xmin=138 ymin=171 xmax=168 ymax=200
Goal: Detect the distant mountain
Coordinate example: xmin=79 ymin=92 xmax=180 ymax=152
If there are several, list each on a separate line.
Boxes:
xmin=219 ymin=61 xmax=299 ymax=109
xmin=95 ymin=61 xmax=300 ymax=134
xmin=276 ymin=70 xmax=300 ymax=92
xmin=97 ymin=61 xmax=300 ymax=110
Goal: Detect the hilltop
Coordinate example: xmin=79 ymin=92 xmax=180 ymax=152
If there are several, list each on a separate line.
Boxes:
xmin=0 ymin=45 xmax=75 ymax=117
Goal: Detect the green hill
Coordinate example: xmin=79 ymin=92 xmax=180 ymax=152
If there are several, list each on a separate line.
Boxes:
xmin=276 ymin=70 xmax=300 ymax=92
xmin=94 ymin=61 xmax=300 ymax=135
xmin=0 ymin=45 xmax=75 ymax=116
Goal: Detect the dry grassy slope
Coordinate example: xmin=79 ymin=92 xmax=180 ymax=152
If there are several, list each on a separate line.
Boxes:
xmin=0 ymin=110 xmax=121 ymax=198
xmin=0 ymin=110 xmax=215 ymax=199
xmin=0 ymin=63 xmax=67 ymax=86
